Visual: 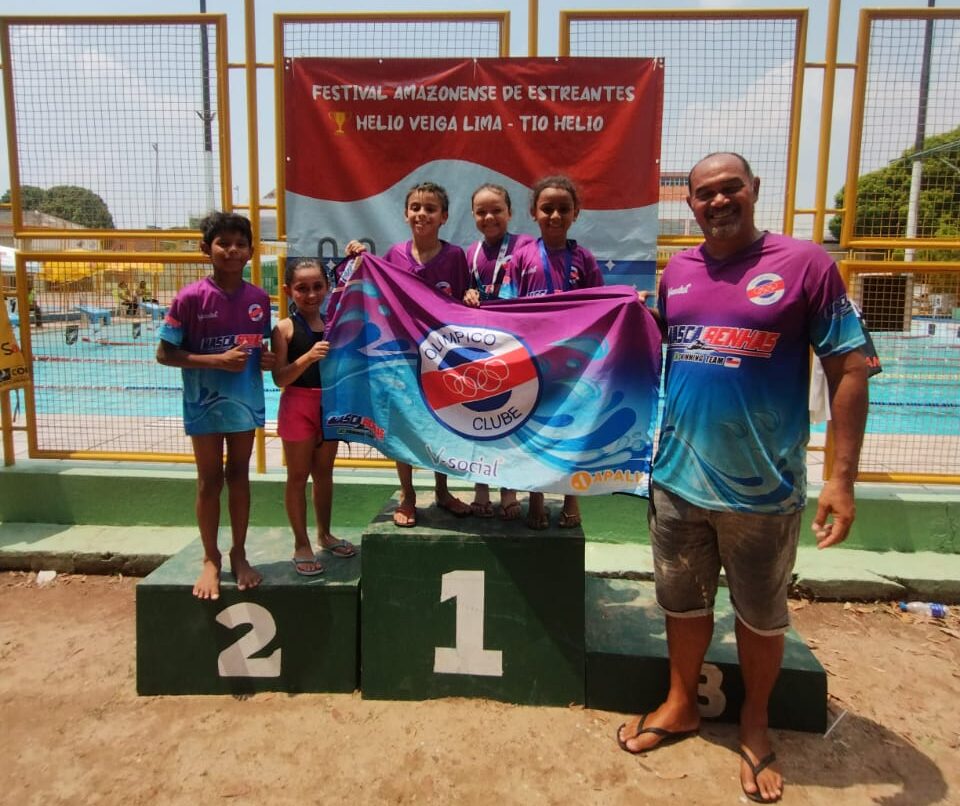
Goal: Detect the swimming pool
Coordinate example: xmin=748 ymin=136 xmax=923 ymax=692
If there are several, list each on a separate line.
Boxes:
xmin=19 ymin=317 xmax=960 ymax=438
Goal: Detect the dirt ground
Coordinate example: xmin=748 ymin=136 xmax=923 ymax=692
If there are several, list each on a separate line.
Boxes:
xmin=1 ymin=572 xmax=958 ymax=806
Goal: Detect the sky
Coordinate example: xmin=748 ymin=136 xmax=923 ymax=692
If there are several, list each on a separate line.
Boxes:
xmin=1 ymin=0 xmax=958 ymax=236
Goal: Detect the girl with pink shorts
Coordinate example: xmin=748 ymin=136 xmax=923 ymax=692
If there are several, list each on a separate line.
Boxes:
xmin=272 ymin=259 xmax=356 ymax=576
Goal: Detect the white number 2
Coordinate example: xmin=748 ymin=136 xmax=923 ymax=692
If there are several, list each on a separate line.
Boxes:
xmin=216 ymin=602 xmax=282 ymax=678
xmin=433 ymin=570 xmax=503 ymax=677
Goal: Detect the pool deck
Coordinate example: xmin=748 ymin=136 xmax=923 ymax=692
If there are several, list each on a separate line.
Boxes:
xmin=2 ymin=427 xmax=959 ymax=602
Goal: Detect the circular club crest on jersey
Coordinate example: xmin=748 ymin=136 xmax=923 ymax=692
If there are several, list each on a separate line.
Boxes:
xmin=746 ymin=273 xmax=785 ymax=306
xmin=418 ymin=325 xmax=540 ymax=440
xmin=247 ymin=302 xmax=264 ymax=322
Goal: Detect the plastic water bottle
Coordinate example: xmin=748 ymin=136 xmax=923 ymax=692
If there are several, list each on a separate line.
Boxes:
xmin=898 ymin=601 xmax=949 ymax=618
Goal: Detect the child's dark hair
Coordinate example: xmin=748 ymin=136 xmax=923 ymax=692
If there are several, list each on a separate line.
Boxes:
xmin=284 ymin=257 xmax=328 ymax=287
xmin=530 ymin=175 xmax=580 ymax=212
xmin=471 ymin=183 xmax=512 ymax=213
xmin=199 ymin=211 xmax=253 ymax=247
xmin=405 ymin=182 xmax=450 ymax=213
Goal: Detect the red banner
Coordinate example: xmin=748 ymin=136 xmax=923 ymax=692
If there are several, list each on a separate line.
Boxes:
xmin=284 ymin=58 xmax=663 ymax=211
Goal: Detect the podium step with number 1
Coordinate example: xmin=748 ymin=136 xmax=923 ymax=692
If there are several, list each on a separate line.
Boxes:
xmin=360 ymin=500 xmax=585 ymax=706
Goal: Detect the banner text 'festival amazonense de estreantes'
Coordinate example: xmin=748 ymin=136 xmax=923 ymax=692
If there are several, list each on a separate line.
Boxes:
xmin=284 ymin=58 xmax=663 ymax=290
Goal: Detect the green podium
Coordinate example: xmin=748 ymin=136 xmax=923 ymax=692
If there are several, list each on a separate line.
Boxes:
xmin=360 ymin=501 xmax=585 ymax=705
xmin=137 ymin=530 xmax=360 ymax=695
xmin=585 ymin=577 xmax=827 ymax=732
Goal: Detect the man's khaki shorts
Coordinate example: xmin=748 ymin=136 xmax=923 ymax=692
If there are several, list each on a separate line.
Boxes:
xmin=648 ymin=484 xmax=800 ymax=636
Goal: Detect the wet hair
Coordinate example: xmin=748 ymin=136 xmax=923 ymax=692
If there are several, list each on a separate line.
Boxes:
xmin=530 ymin=175 xmax=580 ymax=213
xmin=199 ymin=211 xmax=253 ymax=247
xmin=687 ymin=152 xmax=754 ymax=191
xmin=471 ymin=183 xmax=512 ymax=213
xmin=404 ymin=181 xmax=450 ymax=213
xmin=284 ymin=257 xmax=328 ymax=287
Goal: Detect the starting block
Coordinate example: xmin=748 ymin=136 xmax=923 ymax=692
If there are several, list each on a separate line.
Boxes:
xmin=585 ymin=577 xmax=827 ymax=732
xmin=136 ymin=528 xmax=360 ymax=695
xmin=76 ymin=305 xmax=113 ymax=327
xmin=140 ymin=301 xmax=168 ymax=324
xmin=360 ymin=498 xmax=585 ymax=706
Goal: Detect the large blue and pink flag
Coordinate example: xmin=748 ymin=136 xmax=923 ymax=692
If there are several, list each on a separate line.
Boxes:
xmin=321 ymin=255 xmax=662 ymax=496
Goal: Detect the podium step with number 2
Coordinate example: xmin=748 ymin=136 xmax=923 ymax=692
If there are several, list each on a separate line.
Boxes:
xmin=136 ymin=530 xmax=360 ymax=695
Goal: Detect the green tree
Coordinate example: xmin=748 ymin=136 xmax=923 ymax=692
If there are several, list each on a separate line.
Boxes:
xmin=1 ymin=184 xmax=45 ymax=211
xmin=830 ymin=125 xmax=960 ymax=246
xmin=40 ymin=185 xmax=115 ymax=229
xmin=0 ymin=184 xmax=115 ymax=229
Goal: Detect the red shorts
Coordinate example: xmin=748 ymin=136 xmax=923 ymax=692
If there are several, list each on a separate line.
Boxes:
xmin=277 ymin=386 xmax=323 ymax=442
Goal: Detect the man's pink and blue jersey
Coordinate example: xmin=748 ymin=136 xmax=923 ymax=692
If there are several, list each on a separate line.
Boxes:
xmin=383 ymin=240 xmax=470 ymax=300
xmin=506 ymin=238 xmax=604 ymax=299
xmin=654 ymin=233 xmax=865 ymax=514
xmin=158 ymin=276 xmax=271 ymax=435
xmin=465 ymin=232 xmax=535 ymax=300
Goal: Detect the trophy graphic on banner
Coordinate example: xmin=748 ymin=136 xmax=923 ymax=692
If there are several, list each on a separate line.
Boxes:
xmin=329 ymin=110 xmax=349 ymax=135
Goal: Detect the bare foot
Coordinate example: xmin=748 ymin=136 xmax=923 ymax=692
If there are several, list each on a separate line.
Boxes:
xmin=193 ymin=558 xmax=221 ymax=600
xmin=739 ymin=727 xmax=782 ymax=803
xmin=617 ymin=702 xmax=700 ymax=754
xmin=229 ymin=547 xmax=263 ymax=591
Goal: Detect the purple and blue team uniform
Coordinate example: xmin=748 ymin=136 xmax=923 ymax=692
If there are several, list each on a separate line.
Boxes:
xmin=465 ymin=233 xmax=535 ymax=301
xmin=506 ymin=238 xmax=604 ymax=298
xmin=159 ymin=276 xmax=271 ymax=435
xmin=654 ymin=233 xmax=866 ymax=514
xmin=383 ymin=240 xmax=470 ymax=300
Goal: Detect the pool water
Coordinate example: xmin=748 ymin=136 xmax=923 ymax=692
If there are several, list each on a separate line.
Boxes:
xmin=21 ymin=319 xmax=960 ymax=437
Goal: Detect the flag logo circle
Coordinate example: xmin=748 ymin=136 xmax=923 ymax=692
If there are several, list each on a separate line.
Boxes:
xmin=418 ymin=325 xmax=540 ymax=440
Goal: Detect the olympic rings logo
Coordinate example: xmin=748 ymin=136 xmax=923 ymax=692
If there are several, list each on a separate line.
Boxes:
xmin=442 ymin=358 xmax=510 ymax=398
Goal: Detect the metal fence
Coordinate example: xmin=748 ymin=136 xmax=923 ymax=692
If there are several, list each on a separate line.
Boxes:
xmin=841 ymin=9 xmax=960 ymax=252
xmin=840 ymin=261 xmax=960 ymax=482
xmin=1 ymin=5 xmax=958 ymax=484
xmin=561 ymin=10 xmax=805 ymax=242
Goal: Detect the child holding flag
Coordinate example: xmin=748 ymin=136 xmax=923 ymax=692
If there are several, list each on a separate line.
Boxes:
xmin=347 ymin=181 xmax=472 ymax=528
xmin=462 ymin=182 xmax=534 ymax=520
xmin=509 ymin=175 xmax=604 ymax=529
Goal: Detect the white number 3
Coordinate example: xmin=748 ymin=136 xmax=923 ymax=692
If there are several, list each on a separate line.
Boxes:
xmin=216 ymin=602 xmax=282 ymax=678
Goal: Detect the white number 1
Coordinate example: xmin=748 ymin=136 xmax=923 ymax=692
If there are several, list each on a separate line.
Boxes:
xmin=433 ymin=570 xmax=503 ymax=677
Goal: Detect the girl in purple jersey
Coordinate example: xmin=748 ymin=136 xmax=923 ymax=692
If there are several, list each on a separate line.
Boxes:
xmin=462 ymin=183 xmax=534 ymax=521
xmin=271 ymin=259 xmax=355 ymax=576
xmin=346 ymin=182 xmax=471 ymax=527
xmin=512 ymin=175 xmax=604 ymax=530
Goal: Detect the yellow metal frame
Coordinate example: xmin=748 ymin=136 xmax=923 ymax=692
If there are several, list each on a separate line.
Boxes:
xmin=272 ymin=11 xmax=511 ymax=242
xmin=840 ymin=8 xmax=960 ymax=251
xmin=0 ymin=14 xmax=233 ymax=241
xmin=558 ymin=9 xmax=807 ymax=246
xmin=13 ymin=250 xmax=206 ymax=463
xmin=826 ymin=259 xmax=960 ymax=485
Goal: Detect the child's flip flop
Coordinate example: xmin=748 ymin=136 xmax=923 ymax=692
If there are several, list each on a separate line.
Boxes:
xmin=291 ymin=556 xmax=324 ymax=576
xmin=319 ymin=539 xmax=356 ymax=558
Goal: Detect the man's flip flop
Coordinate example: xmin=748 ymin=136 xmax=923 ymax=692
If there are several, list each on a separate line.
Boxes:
xmin=291 ymin=556 xmax=324 ymax=576
xmin=616 ymin=714 xmax=698 ymax=755
xmin=319 ymin=539 xmax=356 ymax=558
xmin=737 ymin=747 xmax=781 ymax=804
